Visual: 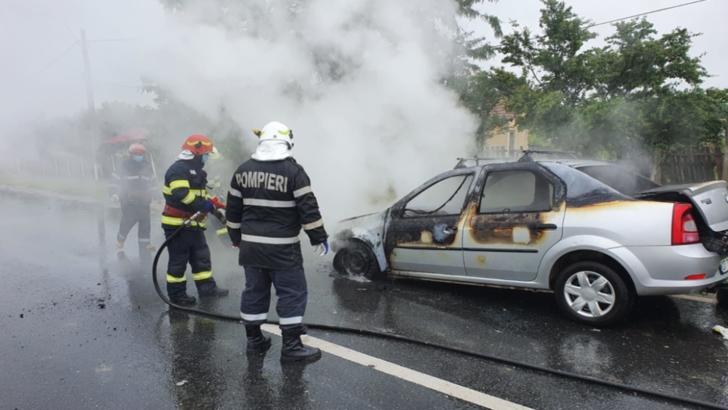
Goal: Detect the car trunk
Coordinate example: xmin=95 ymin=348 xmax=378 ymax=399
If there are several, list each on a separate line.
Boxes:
xmin=637 ymin=180 xmax=728 ymax=254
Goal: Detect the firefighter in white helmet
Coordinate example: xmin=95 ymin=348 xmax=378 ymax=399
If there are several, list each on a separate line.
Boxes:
xmin=226 ymin=121 xmax=328 ymax=362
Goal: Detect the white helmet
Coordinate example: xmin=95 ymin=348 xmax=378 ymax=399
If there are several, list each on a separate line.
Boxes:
xmin=254 ymin=121 xmax=294 ymax=148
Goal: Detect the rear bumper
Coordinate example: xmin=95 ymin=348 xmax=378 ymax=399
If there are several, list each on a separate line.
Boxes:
xmin=612 ymin=244 xmax=728 ymax=295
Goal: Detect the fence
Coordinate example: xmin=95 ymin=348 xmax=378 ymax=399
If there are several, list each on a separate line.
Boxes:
xmin=657 ymin=146 xmax=724 ymax=185
xmin=478 ymin=143 xmax=726 ymax=185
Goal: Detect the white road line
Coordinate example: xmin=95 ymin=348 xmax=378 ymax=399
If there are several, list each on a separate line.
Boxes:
xmin=261 ymin=324 xmax=531 ymax=410
xmin=671 ymin=294 xmax=717 ymax=304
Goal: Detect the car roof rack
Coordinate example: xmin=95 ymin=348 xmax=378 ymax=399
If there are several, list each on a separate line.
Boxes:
xmin=455 ymin=149 xmax=580 ymax=168
xmin=518 ymin=149 xmax=579 ymax=162
xmin=454 ymin=156 xmax=505 ymax=168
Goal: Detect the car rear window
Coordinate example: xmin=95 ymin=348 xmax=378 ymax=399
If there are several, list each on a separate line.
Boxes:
xmin=577 ymin=165 xmax=659 ymax=196
xmin=540 ymin=162 xmax=629 ymax=206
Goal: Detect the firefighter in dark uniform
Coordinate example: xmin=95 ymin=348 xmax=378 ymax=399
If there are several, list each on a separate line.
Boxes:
xmin=226 ymin=121 xmax=328 ymax=362
xmin=162 ymin=134 xmax=229 ymax=306
xmin=115 ymin=143 xmax=155 ymax=257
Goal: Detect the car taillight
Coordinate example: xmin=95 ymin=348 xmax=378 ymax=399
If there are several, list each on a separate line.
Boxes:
xmin=672 ymin=203 xmax=700 ymax=245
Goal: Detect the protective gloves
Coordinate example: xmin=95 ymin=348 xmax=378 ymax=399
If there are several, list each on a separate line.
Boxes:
xmin=210 ymin=196 xmax=226 ymax=209
xmin=313 ymin=240 xmax=330 ymax=256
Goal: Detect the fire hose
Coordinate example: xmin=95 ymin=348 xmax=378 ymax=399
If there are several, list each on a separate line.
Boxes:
xmin=152 ymin=213 xmax=727 ymax=410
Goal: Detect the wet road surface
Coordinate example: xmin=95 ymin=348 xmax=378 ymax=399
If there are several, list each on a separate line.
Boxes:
xmin=2 ymin=194 xmax=728 ymax=409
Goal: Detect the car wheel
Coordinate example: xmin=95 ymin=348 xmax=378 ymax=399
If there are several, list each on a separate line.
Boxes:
xmin=554 ymin=261 xmax=633 ymax=326
xmin=717 ymin=287 xmax=728 ymax=309
xmin=333 ymin=241 xmax=381 ymax=280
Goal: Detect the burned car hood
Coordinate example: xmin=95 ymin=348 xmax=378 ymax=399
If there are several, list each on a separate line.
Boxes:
xmin=638 ymin=180 xmax=728 ymax=232
xmin=332 ymin=210 xmax=388 ymax=251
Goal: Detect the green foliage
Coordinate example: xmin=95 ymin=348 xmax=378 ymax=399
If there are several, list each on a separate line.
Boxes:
xmin=492 ymin=0 xmax=727 ymax=162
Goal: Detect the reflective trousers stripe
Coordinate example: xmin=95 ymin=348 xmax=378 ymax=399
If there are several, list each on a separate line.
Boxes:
xmin=302 ymin=218 xmax=324 ymax=231
xmin=167 ymin=274 xmax=186 ymax=283
xmin=293 ymin=186 xmax=312 ymax=198
xmin=226 ymin=221 xmax=241 ymax=229
xmin=241 ymin=234 xmax=300 ymax=244
xmin=161 ymin=215 xmax=205 ymax=228
xmin=279 ymin=316 xmax=303 ymax=325
xmin=243 ymin=198 xmax=296 ymax=208
xmin=215 ymin=227 xmax=227 ymax=236
xmin=228 ymin=188 xmax=242 ymax=198
xmin=192 ymin=271 xmax=213 ymax=281
xmin=241 ymin=312 xmax=268 ymax=321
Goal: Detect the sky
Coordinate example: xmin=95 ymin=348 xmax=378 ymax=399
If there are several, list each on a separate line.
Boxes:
xmin=476 ymin=0 xmax=727 ymax=87
xmin=1 ymin=0 xmax=725 ymax=131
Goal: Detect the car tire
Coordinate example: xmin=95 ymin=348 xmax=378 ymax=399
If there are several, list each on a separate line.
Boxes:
xmin=717 ymin=287 xmax=728 ymax=309
xmin=332 ymin=240 xmax=381 ymax=280
xmin=554 ymin=261 xmax=634 ymax=326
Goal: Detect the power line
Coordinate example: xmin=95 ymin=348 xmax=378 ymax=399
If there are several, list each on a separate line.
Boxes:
xmin=586 ymin=0 xmax=707 ymax=28
xmin=34 ymin=40 xmax=79 ymax=75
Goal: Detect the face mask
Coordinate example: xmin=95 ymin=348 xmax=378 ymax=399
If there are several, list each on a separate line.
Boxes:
xmin=133 ymin=155 xmax=144 ymax=162
xmin=201 ymin=153 xmax=209 ymax=164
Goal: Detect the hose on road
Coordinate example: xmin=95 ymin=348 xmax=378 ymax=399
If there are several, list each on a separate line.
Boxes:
xmin=153 ymin=221 xmax=727 ymax=410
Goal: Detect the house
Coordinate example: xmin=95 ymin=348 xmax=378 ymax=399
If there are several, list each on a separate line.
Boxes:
xmin=482 ymin=102 xmax=529 ymax=157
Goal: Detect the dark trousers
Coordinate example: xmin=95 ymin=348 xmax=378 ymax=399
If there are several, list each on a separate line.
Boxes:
xmin=117 ymin=201 xmax=151 ymax=246
xmin=164 ymin=228 xmax=216 ymax=297
xmin=240 ymin=266 xmax=307 ymax=326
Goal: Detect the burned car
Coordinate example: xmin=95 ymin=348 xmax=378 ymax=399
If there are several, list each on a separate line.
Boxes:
xmin=332 ymin=155 xmax=728 ymax=325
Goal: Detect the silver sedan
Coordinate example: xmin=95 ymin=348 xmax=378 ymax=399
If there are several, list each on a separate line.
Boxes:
xmin=332 ymin=156 xmax=728 ymax=325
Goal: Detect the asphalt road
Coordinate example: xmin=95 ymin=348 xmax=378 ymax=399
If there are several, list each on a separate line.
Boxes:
xmin=2 ymin=194 xmax=728 ymax=409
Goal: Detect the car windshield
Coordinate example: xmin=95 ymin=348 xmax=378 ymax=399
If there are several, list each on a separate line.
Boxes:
xmin=577 ymin=165 xmax=659 ymax=196
xmin=540 ymin=162 xmax=629 ymax=206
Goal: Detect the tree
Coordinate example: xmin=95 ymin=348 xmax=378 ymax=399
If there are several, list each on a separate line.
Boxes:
xmin=495 ymin=0 xmax=726 ymax=168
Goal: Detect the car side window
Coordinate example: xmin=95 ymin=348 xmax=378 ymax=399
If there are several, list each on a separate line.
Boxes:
xmin=480 ymin=170 xmax=553 ymax=213
xmin=404 ymin=174 xmax=473 ymax=217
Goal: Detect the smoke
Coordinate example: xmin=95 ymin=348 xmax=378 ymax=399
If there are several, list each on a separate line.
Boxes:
xmin=133 ymin=0 xmax=477 ymax=221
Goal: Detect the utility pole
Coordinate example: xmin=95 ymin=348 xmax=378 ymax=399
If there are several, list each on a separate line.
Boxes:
xmin=81 ymin=29 xmax=108 ymax=263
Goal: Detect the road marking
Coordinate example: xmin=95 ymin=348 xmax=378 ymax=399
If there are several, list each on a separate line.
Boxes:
xmin=261 ymin=324 xmax=531 ymax=410
xmin=671 ymin=294 xmax=717 ymax=304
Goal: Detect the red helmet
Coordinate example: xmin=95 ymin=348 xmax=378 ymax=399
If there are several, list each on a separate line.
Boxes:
xmin=128 ymin=143 xmax=146 ymax=155
xmin=182 ymin=134 xmax=214 ymax=156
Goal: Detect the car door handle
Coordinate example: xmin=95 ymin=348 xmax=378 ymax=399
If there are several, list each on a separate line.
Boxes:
xmin=529 ymin=223 xmax=558 ymax=231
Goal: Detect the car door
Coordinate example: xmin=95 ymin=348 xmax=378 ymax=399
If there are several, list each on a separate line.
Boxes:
xmin=386 ymin=171 xmax=476 ymax=275
xmin=462 ymin=162 xmax=566 ymax=281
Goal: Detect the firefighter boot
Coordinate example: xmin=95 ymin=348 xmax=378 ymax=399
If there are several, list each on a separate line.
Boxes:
xmin=197 ymin=279 xmax=230 ymax=298
xmin=280 ymin=325 xmax=321 ymax=363
xmin=245 ymin=324 xmax=272 ymax=354
xmin=167 ymin=283 xmax=196 ymax=306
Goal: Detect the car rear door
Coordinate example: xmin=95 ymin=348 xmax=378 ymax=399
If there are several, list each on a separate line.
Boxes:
xmin=462 ymin=162 xmax=566 ymax=281
xmin=386 ymin=170 xmax=476 ymax=275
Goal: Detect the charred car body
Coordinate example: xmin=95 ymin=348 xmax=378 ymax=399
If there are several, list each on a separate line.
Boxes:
xmin=332 ymin=155 xmax=728 ymax=325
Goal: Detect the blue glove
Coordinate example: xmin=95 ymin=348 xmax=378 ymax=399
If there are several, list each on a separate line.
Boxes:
xmin=202 ymin=200 xmax=215 ymax=213
xmin=313 ymin=240 xmax=329 ymax=256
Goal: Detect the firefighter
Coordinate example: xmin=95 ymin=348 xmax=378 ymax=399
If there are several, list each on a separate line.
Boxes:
xmin=162 ymin=134 xmax=229 ymax=306
xmin=115 ymin=143 xmax=155 ymax=257
xmin=226 ymin=121 xmax=328 ymax=362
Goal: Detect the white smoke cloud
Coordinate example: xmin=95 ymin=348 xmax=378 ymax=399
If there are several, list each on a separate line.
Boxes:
xmin=137 ymin=0 xmax=477 ymax=220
